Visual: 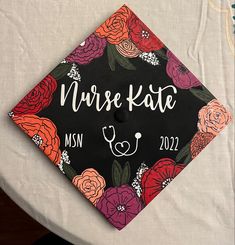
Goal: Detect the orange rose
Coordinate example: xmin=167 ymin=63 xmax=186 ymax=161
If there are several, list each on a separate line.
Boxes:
xmin=95 ymin=5 xmax=131 ymax=44
xmin=12 ymin=114 xmax=61 ymax=164
xmin=198 ymin=99 xmax=232 ymax=135
xmin=72 ymin=168 xmax=106 ymax=205
xmin=116 ymin=39 xmax=141 ymax=58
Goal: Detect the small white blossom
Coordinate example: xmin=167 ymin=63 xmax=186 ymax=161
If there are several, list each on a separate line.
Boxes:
xmin=61 ymin=59 xmax=67 ymax=63
xmin=58 ymin=150 xmax=71 ymax=174
xmin=58 ymin=162 xmax=65 ymax=174
xmin=132 ymin=178 xmax=142 ymax=197
xmin=139 ymin=52 xmax=160 ymax=66
xmin=67 ymin=63 xmax=81 ymax=81
xmin=61 ymin=150 xmax=70 ymax=165
xmin=131 ymin=163 xmax=149 ymax=197
xmin=8 ymin=111 xmax=14 ymax=118
xmin=31 ymin=134 xmax=43 ymax=147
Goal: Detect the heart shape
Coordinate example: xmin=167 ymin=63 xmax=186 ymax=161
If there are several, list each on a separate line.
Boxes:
xmin=114 ymin=141 xmax=130 ymax=155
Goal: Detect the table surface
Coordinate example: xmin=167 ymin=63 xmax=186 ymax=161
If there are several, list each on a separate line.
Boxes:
xmin=0 ymin=0 xmax=234 ymax=244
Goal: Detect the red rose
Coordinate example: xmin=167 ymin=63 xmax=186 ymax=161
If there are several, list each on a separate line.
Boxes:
xmin=127 ymin=13 xmax=164 ymax=52
xmin=141 ymin=158 xmax=185 ymax=205
xmin=12 ymin=75 xmax=57 ymax=115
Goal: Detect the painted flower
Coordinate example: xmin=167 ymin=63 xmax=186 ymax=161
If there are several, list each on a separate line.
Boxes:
xmin=65 ymin=34 xmax=107 ymax=65
xmin=166 ymin=50 xmax=201 ymax=89
xmin=96 ymin=185 xmax=143 ymax=230
xmin=132 ymin=163 xmax=149 ymax=197
xmin=95 ymin=5 xmax=131 ymax=44
xmin=115 ymin=39 xmax=141 ymax=58
xmin=127 ymin=12 xmax=164 ymax=52
xmin=72 ymin=168 xmax=106 ymax=206
xmin=190 ymin=131 xmax=215 ymax=159
xmin=12 ymin=75 xmax=57 ymax=115
xmin=198 ymin=99 xmax=232 ymax=135
xmin=67 ymin=63 xmax=81 ymax=81
xmin=12 ymin=114 xmax=61 ymax=164
xmin=141 ymin=158 xmax=185 ymax=205
xmin=139 ymin=52 xmax=160 ymax=66
xmin=58 ymin=150 xmax=71 ymax=174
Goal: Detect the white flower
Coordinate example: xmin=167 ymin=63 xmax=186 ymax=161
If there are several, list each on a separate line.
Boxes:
xmin=31 ymin=134 xmax=43 ymax=147
xmin=67 ymin=63 xmax=81 ymax=81
xmin=131 ymin=163 xmax=149 ymax=197
xmin=60 ymin=150 xmax=70 ymax=164
xmin=58 ymin=162 xmax=65 ymax=174
xmin=139 ymin=52 xmax=160 ymax=66
xmin=8 ymin=111 xmax=14 ymax=118
xmin=132 ymin=178 xmax=142 ymax=197
xmin=58 ymin=150 xmax=71 ymax=174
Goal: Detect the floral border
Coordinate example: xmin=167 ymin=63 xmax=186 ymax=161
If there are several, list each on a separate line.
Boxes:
xmin=8 ymin=4 xmax=232 ymax=230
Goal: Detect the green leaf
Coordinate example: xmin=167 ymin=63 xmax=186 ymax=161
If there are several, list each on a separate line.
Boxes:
xmin=183 ymin=153 xmax=192 ymax=165
xmin=154 ymin=49 xmax=168 ymax=60
xmin=112 ymin=160 xmax=123 ymax=186
xmin=202 ymin=85 xmax=215 ymax=98
xmin=121 ymin=161 xmax=131 ymax=185
xmin=114 ymin=52 xmax=136 ymax=70
xmin=62 ymin=162 xmax=77 ymax=181
xmin=50 ymin=63 xmax=73 ymax=80
xmin=189 ymin=86 xmax=215 ymax=104
xmin=112 ymin=160 xmax=132 ymax=186
xmin=175 ymin=142 xmax=191 ymax=163
xmin=107 ymin=44 xmax=136 ymax=71
xmin=107 ymin=44 xmax=116 ymax=71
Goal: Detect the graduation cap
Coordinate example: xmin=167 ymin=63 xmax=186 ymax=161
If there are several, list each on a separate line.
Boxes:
xmin=8 ymin=4 xmax=232 ymax=230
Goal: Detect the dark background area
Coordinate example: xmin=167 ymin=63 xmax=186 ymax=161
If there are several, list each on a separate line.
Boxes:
xmin=0 ymin=188 xmax=49 ymax=244
xmin=38 ymin=47 xmax=205 ymax=188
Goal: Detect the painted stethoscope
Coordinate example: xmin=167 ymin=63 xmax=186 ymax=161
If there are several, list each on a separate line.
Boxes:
xmin=102 ymin=125 xmax=142 ymax=157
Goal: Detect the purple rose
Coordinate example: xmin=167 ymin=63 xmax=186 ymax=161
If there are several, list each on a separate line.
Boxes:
xmin=166 ymin=50 xmax=201 ymax=89
xmin=65 ymin=33 xmax=106 ymax=65
xmin=96 ymin=185 xmax=143 ymax=230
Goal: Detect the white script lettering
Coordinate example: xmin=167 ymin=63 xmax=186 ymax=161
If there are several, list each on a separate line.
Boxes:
xmin=60 ymin=82 xmax=177 ymax=113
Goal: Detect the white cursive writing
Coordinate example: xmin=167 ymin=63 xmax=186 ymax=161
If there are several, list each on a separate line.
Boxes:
xmin=60 ymin=82 xmax=177 ymax=113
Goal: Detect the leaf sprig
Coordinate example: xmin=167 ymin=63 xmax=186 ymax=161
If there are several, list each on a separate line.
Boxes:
xmin=112 ymin=160 xmax=131 ymax=186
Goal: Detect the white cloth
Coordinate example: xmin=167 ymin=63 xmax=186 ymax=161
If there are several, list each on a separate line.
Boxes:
xmin=0 ymin=0 xmax=234 ymax=244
